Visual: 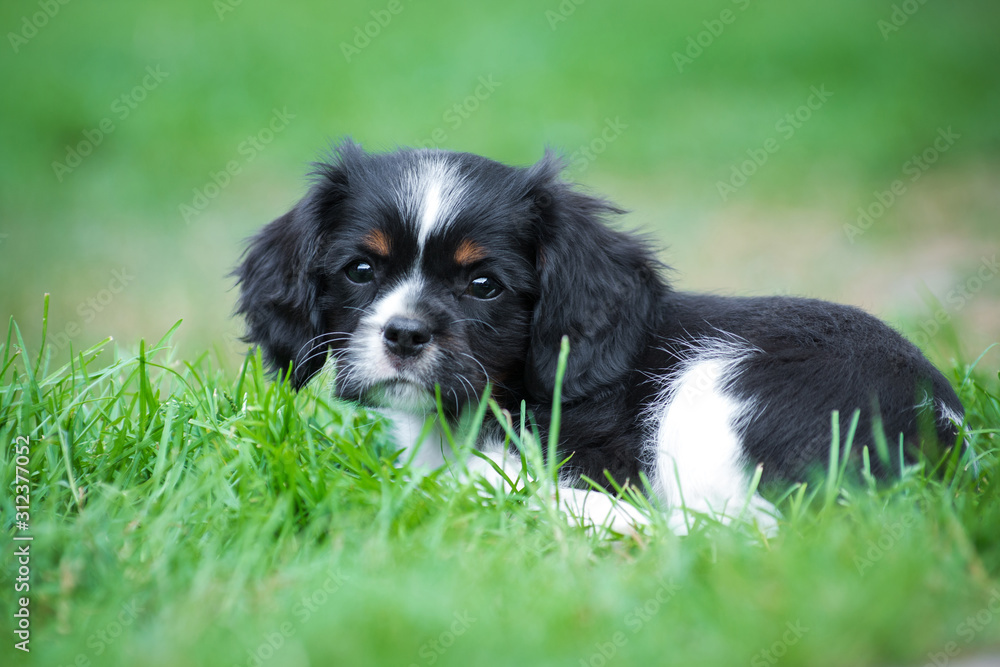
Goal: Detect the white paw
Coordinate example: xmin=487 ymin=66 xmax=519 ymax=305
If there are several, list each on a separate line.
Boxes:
xmin=665 ymin=495 xmax=780 ymax=538
xmin=556 ymin=487 xmax=651 ymax=537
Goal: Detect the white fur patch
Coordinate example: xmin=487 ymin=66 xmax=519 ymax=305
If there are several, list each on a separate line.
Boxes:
xmin=384 ymin=409 xmax=451 ymax=473
xmin=557 ymin=487 xmax=650 ymax=536
xmin=464 ymin=440 xmax=649 ymax=536
xmin=342 ymin=275 xmax=440 ymax=409
xmin=464 ymin=437 xmax=524 ymax=492
xmin=645 ymin=337 xmax=778 ymax=535
xmin=938 ymin=399 xmax=977 ymax=473
xmin=397 ymin=157 xmax=467 ymax=251
xmin=352 ymin=278 xmax=420 ymax=381
xmin=937 ymin=400 xmax=965 ymax=431
xmin=369 ymin=276 xmax=423 ymax=329
xmin=418 ymin=177 xmax=444 ymax=247
xmin=388 ymin=417 xmax=519 ymax=486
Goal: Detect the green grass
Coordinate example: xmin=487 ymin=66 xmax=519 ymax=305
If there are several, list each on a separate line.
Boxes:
xmin=2 ymin=305 xmax=999 ymax=666
xmin=3 ymin=1 xmax=999 ymax=375
xmin=2 ymin=2 xmax=1000 ymax=662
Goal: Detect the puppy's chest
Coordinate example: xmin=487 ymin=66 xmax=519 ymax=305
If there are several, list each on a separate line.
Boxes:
xmin=382 ymin=409 xmax=452 ymax=471
xmin=382 ymin=409 xmax=506 ymax=472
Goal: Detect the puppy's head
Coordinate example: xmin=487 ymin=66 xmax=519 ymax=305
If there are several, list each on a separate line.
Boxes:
xmin=234 ymin=140 xmax=663 ymax=413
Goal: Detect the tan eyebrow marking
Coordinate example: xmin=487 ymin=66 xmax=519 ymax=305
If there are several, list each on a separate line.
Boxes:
xmin=362 ymin=229 xmax=391 ymax=257
xmin=454 ymin=239 xmax=488 ymax=266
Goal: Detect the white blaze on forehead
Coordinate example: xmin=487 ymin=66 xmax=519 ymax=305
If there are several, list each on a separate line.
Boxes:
xmin=398 ymin=157 xmax=467 ymax=250
xmin=419 ymin=178 xmax=444 ymax=246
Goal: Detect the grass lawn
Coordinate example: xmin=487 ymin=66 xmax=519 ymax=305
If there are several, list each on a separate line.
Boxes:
xmin=3 ymin=0 xmax=1000 ymax=664
xmin=2 ymin=303 xmax=999 ymax=667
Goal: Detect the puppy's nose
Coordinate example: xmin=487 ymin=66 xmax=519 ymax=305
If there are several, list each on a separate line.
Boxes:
xmin=383 ymin=317 xmax=432 ymax=357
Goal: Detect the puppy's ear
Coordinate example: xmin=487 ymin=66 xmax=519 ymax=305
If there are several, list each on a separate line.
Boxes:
xmin=233 ymin=141 xmax=356 ymax=387
xmin=524 ymin=153 xmax=666 ymax=402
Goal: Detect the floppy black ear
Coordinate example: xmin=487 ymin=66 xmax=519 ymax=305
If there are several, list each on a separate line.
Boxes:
xmin=233 ymin=205 xmax=326 ymax=387
xmin=524 ymin=154 xmax=668 ymax=402
xmin=233 ymin=141 xmax=356 ymax=387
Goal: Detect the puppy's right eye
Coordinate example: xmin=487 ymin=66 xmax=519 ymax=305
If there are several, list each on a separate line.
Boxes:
xmin=345 ymin=261 xmax=375 ymax=284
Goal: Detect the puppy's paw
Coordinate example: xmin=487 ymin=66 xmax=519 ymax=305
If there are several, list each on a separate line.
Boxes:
xmin=556 ymin=487 xmax=651 ymax=538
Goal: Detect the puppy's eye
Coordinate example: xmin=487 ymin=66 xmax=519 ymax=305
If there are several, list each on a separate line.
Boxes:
xmin=466 ymin=276 xmax=503 ymax=300
xmin=345 ymin=261 xmax=375 ymax=284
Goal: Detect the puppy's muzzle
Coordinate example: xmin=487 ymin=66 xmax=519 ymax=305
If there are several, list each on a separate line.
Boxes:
xmin=383 ymin=316 xmax=432 ymax=358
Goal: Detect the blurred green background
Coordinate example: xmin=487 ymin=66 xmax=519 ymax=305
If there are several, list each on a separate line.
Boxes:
xmin=2 ymin=0 xmax=998 ymax=366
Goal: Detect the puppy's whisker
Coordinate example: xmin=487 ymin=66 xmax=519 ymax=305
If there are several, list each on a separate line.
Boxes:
xmin=448 ymin=374 xmax=466 ymax=408
xmin=334 ymin=357 xmax=372 ymax=393
xmin=456 ymin=373 xmax=476 ymax=407
xmin=293 ymin=332 xmax=354 ymax=366
xmin=298 ymin=355 xmax=342 ymax=387
xmin=295 ymin=330 xmax=355 ymax=352
xmin=451 ymin=318 xmax=500 ymax=336
xmin=299 ymin=340 xmax=352 ymax=359
xmin=295 ymin=346 xmax=351 ymax=377
xmin=458 ymin=371 xmax=475 ymax=396
xmin=449 ymin=348 xmax=514 ymax=394
xmin=296 ymin=342 xmax=349 ymax=367
xmin=294 ymin=332 xmax=352 ymax=353
xmin=456 ymin=351 xmax=490 ymax=384
xmin=301 ymin=367 xmax=326 ymax=387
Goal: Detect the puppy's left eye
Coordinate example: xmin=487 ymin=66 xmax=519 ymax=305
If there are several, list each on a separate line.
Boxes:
xmin=345 ymin=261 xmax=375 ymax=284
xmin=465 ymin=276 xmax=503 ymax=300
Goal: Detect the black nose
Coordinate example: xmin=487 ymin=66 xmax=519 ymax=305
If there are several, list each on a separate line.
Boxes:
xmin=383 ymin=317 xmax=432 ymax=357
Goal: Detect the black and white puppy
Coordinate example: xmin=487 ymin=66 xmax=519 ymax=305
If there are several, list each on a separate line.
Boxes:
xmin=235 ymin=139 xmax=964 ymax=532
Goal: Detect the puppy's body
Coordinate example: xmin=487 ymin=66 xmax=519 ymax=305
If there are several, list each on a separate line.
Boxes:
xmin=236 ymin=141 xmax=963 ymax=530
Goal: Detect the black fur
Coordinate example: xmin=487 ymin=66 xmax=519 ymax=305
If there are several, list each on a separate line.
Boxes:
xmin=234 ymin=139 xmax=964 ymax=492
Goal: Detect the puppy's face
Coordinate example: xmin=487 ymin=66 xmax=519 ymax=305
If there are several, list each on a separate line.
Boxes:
xmin=314 ymin=152 xmax=538 ymax=412
xmin=236 ymin=140 xmax=662 ymax=415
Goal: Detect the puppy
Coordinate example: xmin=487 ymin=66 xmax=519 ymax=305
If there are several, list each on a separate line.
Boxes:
xmin=234 ymin=139 xmax=965 ymax=533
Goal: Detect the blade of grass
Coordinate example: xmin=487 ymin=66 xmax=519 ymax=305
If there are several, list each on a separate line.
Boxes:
xmin=824 ymin=410 xmax=841 ymax=509
xmin=547 ymin=336 xmax=570 ymax=488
